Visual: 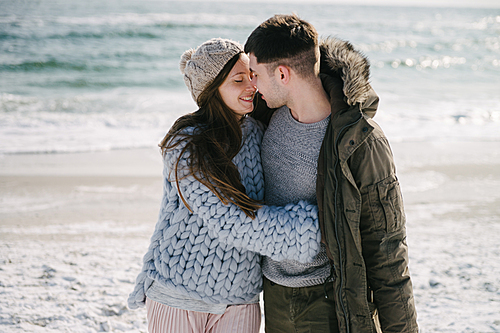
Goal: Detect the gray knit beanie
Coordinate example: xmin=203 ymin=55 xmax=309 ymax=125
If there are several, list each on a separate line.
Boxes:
xmin=180 ymin=38 xmax=243 ymax=105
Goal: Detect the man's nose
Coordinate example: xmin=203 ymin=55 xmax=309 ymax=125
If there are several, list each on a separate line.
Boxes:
xmin=245 ymin=83 xmax=256 ymax=92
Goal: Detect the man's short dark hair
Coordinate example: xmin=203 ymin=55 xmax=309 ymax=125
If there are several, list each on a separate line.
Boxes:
xmin=244 ymin=14 xmax=319 ymax=79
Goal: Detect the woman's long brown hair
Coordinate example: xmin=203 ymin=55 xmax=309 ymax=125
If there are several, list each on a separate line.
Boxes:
xmin=159 ymin=53 xmax=261 ymax=218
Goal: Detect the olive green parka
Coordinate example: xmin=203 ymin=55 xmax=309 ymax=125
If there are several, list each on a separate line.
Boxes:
xmin=316 ymin=37 xmax=418 ymax=333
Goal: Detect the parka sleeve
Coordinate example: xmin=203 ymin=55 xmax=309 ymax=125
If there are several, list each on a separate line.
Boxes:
xmin=165 ymin=137 xmax=321 ymax=264
xmin=350 ymin=134 xmax=418 ymax=332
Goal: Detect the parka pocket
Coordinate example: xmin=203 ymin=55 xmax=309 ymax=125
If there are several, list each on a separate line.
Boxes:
xmin=367 ymin=176 xmax=406 ymax=233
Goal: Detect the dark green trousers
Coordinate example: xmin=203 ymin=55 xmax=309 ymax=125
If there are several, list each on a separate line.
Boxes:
xmin=263 ymin=277 xmax=339 ymax=333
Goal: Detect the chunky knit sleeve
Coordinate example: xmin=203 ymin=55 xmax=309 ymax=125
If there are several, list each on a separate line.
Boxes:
xmin=165 ymin=124 xmax=321 ymax=264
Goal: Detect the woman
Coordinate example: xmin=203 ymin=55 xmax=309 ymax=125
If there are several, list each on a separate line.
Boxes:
xmin=128 ymin=38 xmax=320 ymax=333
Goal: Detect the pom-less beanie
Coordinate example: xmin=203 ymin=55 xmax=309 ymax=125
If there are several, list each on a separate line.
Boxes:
xmin=180 ymin=38 xmax=243 ymax=105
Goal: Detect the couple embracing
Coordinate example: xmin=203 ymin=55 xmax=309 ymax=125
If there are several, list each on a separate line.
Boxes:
xmin=128 ymin=14 xmax=418 ymax=333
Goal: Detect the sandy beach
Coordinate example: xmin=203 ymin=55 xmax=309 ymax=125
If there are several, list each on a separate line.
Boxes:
xmin=1 ymin=141 xmax=500 ymax=332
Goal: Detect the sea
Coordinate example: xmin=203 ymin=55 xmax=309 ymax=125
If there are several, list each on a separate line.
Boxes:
xmin=1 ymin=0 xmax=499 ymax=154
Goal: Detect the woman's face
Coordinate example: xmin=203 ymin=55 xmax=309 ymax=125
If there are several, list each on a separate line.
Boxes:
xmin=218 ymin=53 xmax=256 ymax=118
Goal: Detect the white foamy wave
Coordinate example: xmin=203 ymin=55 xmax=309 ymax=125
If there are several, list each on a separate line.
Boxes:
xmin=0 ymin=196 xmax=70 ymax=214
xmin=357 ymin=39 xmax=419 ymax=54
xmin=55 ymin=12 xmax=260 ymax=28
xmin=0 ymin=90 xmax=196 ymax=154
xmin=0 ymin=221 xmax=149 ymax=235
xmin=1 ymin=85 xmax=499 ymax=155
xmin=374 ymin=89 xmax=500 ymax=143
xmin=75 ymin=185 xmax=139 ymax=194
xmin=467 ymin=15 xmax=500 ymax=30
xmin=373 ymin=55 xmax=468 ymax=70
xmin=1 ymin=11 xmax=259 ymax=28
xmin=0 ymin=114 xmax=165 ymax=154
xmin=412 ymin=14 xmax=500 ymax=32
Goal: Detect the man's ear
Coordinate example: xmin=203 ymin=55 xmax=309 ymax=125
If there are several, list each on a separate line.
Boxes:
xmin=277 ymin=65 xmax=290 ymax=85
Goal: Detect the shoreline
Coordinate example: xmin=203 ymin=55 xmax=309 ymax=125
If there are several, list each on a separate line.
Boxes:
xmin=0 ymin=147 xmax=164 ymax=177
xmin=0 ymin=148 xmax=164 ymax=241
xmin=1 ymin=141 xmax=500 ymax=242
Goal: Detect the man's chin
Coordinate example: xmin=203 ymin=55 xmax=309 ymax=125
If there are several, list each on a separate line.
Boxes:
xmin=262 ymin=99 xmax=279 ymax=109
xmin=266 ymin=101 xmax=284 ymax=109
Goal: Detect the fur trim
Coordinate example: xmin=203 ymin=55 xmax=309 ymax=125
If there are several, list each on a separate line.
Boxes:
xmin=320 ymin=37 xmax=371 ymax=106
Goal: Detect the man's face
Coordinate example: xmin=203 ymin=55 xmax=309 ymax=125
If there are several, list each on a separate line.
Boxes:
xmin=248 ymin=53 xmax=287 ymax=109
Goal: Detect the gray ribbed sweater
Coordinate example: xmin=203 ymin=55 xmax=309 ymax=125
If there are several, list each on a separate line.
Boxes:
xmin=261 ymin=106 xmax=331 ymax=287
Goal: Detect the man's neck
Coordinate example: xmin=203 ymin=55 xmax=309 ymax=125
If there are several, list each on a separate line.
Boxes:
xmin=288 ymin=77 xmax=331 ymax=124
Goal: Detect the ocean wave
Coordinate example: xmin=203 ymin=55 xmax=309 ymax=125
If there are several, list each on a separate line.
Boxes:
xmin=0 ymin=12 xmax=256 ymax=42
xmin=0 ymin=33 xmax=12 ymax=40
xmin=411 ymin=14 xmax=500 ymax=32
xmin=0 ymin=22 xmax=249 ymax=42
xmin=2 ymin=3 xmax=500 ymax=155
xmin=59 ymin=30 xmax=161 ymax=40
xmin=372 ymin=55 xmax=469 ymax=70
xmin=1 ymin=60 xmax=88 ymax=72
xmin=54 ymin=12 xmax=259 ymax=28
xmin=23 ymin=78 xmax=181 ymax=89
xmin=467 ymin=15 xmax=500 ymax=30
xmin=0 ymin=62 xmax=183 ymax=89
xmin=0 ymin=90 xmax=195 ymax=154
xmin=357 ymin=36 xmax=499 ymax=54
xmin=2 ymin=88 xmax=500 ymax=155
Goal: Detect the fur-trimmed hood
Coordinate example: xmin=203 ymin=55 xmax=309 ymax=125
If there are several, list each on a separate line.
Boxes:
xmin=319 ymin=37 xmax=378 ymax=118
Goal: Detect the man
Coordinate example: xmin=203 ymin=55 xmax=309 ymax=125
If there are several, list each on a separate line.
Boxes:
xmin=247 ymin=14 xmax=418 ymax=333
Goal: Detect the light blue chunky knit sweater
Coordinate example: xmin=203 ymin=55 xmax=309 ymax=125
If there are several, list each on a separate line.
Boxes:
xmin=128 ymin=117 xmax=321 ymax=309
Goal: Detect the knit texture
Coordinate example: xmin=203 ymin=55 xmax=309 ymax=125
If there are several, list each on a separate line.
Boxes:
xmin=261 ymin=106 xmax=331 ymax=287
xmin=128 ymin=117 xmax=321 ymax=309
xmin=180 ymin=38 xmax=243 ymax=104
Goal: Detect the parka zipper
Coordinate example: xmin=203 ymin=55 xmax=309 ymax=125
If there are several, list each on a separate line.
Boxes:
xmin=332 ymin=112 xmax=363 ymax=333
